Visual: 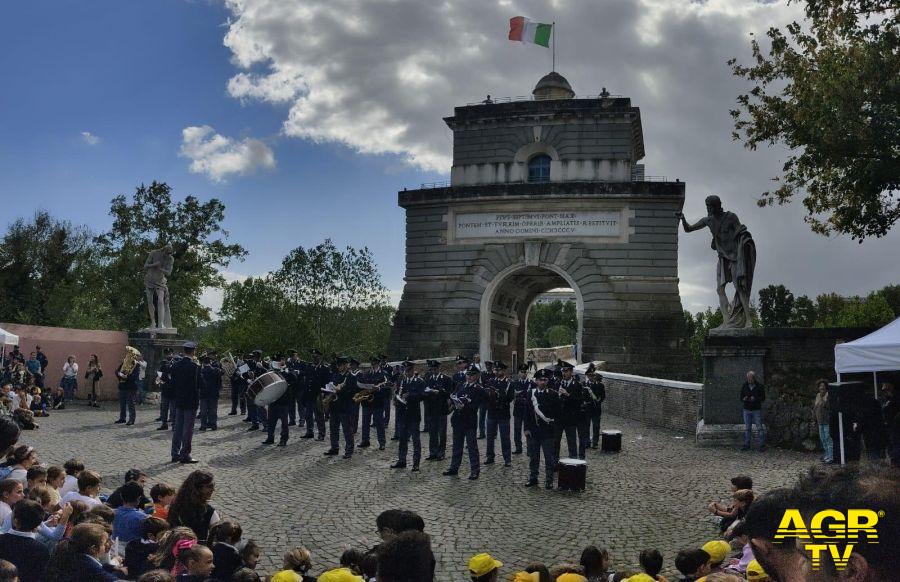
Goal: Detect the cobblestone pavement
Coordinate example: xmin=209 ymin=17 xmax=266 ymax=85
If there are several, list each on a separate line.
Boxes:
xmin=23 ymin=403 xmax=817 ymax=580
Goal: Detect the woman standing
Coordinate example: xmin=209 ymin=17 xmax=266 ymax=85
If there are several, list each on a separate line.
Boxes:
xmin=85 ymin=354 xmax=102 ymax=408
xmin=59 ymin=355 xmax=79 ymax=408
xmin=167 ymin=470 xmax=221 ymax=542
xmin=813 ymin=379 xmax=833 ymax=464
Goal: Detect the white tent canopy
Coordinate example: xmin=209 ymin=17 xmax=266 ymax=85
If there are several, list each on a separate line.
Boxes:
xmin=834 ymin=317 xmax=900 ymax=375
xmin=0 ymin=327 xmax=19 ymax=347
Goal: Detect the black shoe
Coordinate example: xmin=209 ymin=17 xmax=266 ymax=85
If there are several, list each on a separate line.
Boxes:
xmin=442 ymin=470 xmax=458 ymax=476
xmin=114 ymin=419 xmax=125 ymax=424
xmin=468 ymin=474 xmax=479 ymax=480
xmin=545 ymin=482 xmax=554 ymax=490
xmin=513 ymin=449 xmax=523 ymax=455
xmin=358 ymin=442 xmax=370 ymax=448
xmin=301 ymin=433 xmax=314 ymax=439
xmin=477 ymin=435 xmax=485 ymax=440
xmin=199 ymin=427 xmax=208 ymax=431
xmin=436 ymin=454 xmax=445 ymax=461
xmin=277 ymin=441 xmax=287 ymax=447
xmin=390 ymin=462 xmax=407 ymax=469
xmin=316 ymin=436 xmax=325 ymax=441
xmin=247 ymin=425 xmax=259 ymax=431
xmin=209 ymin=426 xmax=218 ymax=430
xmin=242 ymin=418 xmax=251 ymax=423
xmin=391 ymin=436 xmax=399 ymax=441
xmin=154 ymin=417 xmax=163 ymax=422
xmin=484 ymin=458 xmax=495 ymax=465
xmin=228 ymin=410 xmax=238 ymax=416
xmin=323 ymin=449 xmax=339 ymax=456
xmin=287 ymin=420 xmax=296 ymax=426
xmin=180 ymin=457 xmax=200 ymax=464
xmin=378 ymin=444 xmax=385 ymax=451
xmin=425 ymin=455 xmax=436 ymax=461
xmin=412 ymin=465 xmax=420 ymax=472
xmin=342 ymin=452 xmax=353 ymax=459
xmin=262 ymin=439 xmax=275 ymax=445
xmin=758 ymin=445 xmax=768 ymax=452
xmin=126 ymin=421 xmax=134 ymax=426
xmin=171 ymin=456 xmax=179 ymax=463
xmin=741 ymin=445 xmax=750 ymax=451
xmin=504 ymin=461 xmax=511 ymax=467
xmin=157 ymin=424 xmax=168 ymax=431
xmin=525 ymin=480 xmax=538 ymax=487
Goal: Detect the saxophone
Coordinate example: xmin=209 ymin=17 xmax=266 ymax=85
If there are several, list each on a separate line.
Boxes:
xmin=322 ymin=376 xmax=346 ymax=411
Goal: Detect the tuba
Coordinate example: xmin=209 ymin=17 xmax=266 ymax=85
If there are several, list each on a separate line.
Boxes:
xmin=120 ymin=346 xmax=142 ymax=376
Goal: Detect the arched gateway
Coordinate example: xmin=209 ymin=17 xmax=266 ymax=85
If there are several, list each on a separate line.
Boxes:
xmin=388 ymin=73 xmax=694 ymax=380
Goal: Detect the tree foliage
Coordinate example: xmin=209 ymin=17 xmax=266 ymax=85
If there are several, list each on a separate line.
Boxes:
xmin=0 ymin=211 xmax=102 ymax=327
xmin=759 ymin=284 xmax=796 ymax=327
xmin=754 ymin=284 xmax=897 ymax=328
xmin=94 ymin=181 xmax=246 ymax=332
xmin=204 ymin=240 xmax=394 ymax=358
xmin=729 ymin=0 xmax=900 ymax=240
xmin=526 ymin=300 xmax=577 ymax=348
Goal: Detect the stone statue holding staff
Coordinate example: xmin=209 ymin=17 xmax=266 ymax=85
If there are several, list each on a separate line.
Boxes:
xmin=144 ymin=244 xmax=174 ymax=330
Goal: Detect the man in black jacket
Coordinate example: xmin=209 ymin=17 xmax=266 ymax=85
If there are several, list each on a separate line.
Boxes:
xmin=199 ymin=355 xmax=223 ymax=431
xmin=115 ymin=354 xmax=141 ymax=426
xmin=169 ymin=342 xmax=205 ymax=464
xmin=525 ymin=369 xmax=560 ymax=489
xmin=740 ymin=370 xmax=767 ymax=451
xmin=484 ymin=361 xmax=514 ymax=466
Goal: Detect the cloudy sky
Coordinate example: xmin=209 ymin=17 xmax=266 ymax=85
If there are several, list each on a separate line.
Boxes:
xmin=1 ymin=0 xmax=897 ymax=316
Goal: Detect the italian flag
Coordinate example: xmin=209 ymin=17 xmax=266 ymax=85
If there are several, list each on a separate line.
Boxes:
xmin=508 ymin=16 xmax=552 ymax=47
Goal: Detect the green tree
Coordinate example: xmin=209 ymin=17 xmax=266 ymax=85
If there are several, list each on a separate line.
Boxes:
xmin=270 ymin=239 xmax=392 ymax=356
xmin=545 ymin=325 xmax=575 ymax=347
xmin=758 ymin=284 xmax=796 ymax=327
xmin=814 ymin=293 xmax=849 ymax=327
xmin=729 ymin=0 xmax=900 ymax=240
xmin=204 ymin=277 xmax=291 ymax=355
xmin=687 ymin=307 xmax=724 ymax=378
xmin=94 ymin=181 xmax=246 ymax=333
xmin=0 ymin=211 xmax=100 ymax=327
xmin=791 ymin=295 xmax=818 ymax=327
xmin=835 ymin=293 xmax=895 ymax=327
xmin=876 ymin=284 xmax=900 ymax=317
xmin=526 ymin=300 xmax=577 ymax=348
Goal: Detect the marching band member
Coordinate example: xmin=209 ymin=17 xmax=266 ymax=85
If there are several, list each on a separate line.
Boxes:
xmin=323 ymin=356 xmax=358 ymax=459
xmin=285 ymin=350 xmax=305 ymax=428
xmin=244 ymin=350 xmax=267 ymax=432
xmin=348 ymin=358 xmax=362 ymax=438
xmin=301 ymin=350 xmax=328 ymax=441
xmin=510 ymin=364 xmax=533 ymax=455
xmin=583 ymin=366 xmax=606 ymax=450
xmin=484 ymin=361 xmax=514 ymax=466
xmin=358 ymin=356 xmax=390 ymax=451
xmin=263 ymin=354 xmax=293 ymax=447
xmin=423 ymin=360 xmax=451 ymax=461
xmin=169 ymin=342 xmax=205 ymax=464
xmin=525 ymin=369 xmax=559 ymax=489
xmin=198 ymin=354 xmax=223 ymax=431
xmin=556 ymin=361 xmax=585 ymax=459
xmin=227 ymin=354 xmax=247 ymax=417
xmin=443 ymin=364 xmax=483 ymax=480
xmin=390 ymin=361 xmax=425 ymax=471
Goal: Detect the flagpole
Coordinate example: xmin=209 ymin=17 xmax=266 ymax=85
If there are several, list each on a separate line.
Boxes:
xmin=552 ymin=21 xmax=556 ymax=71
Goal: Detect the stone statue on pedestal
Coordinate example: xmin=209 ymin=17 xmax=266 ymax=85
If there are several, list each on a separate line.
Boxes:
xmin=144 ymin=244 xmax=175 ymax=331
xmin=677 ymin=195 xmax=756 ymax=329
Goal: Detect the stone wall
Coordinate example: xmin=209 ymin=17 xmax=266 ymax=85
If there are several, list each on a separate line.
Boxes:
xmin=600 ymin=371 xmax=702 ymax=434
xmin=702 ymin=327 xmax=875 ymax=449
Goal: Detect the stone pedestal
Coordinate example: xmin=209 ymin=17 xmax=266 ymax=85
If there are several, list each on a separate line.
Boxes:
xmin=129 ymin=331 xmax=182 ymax=394
xmin=696 ymin=328 xmax=767 ymax=446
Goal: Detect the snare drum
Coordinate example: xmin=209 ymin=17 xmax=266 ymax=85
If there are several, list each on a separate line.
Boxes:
xmin=246 ymin=371 xmax=287 ymax=406
xmin=601 ymin=429 xmax=622 ymax=452
xmin=557 ymin=457 xmax=587 ymax=491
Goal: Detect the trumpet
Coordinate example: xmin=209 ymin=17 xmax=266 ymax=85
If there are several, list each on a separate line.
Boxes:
xmin=450 ymin=393 xmax=471 ymax=411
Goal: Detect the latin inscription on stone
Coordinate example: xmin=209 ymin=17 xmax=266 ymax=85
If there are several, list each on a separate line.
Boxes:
xmin=455 ymin=210 xmax=621 ymax=239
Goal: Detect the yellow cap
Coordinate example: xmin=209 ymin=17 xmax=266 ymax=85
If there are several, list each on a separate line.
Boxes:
xmin=701 ymin=540 xmax=731 ymax=564
xmin=317 ymin=567 xmax=364 ymax=582
xmin=272 ymin=571 xmax=302 ymax=582
xmin=746 ymin=559 xmax=769 ymax=581
xmin=512 ymin=573 xmax=540 ymax=582
xmin=557 ymin=574 xmax=588 ymax=582
xmin=625 ymin=575 xmax=656 ymax=582
xmin=468 ymin=553 xmax=502 ymax=577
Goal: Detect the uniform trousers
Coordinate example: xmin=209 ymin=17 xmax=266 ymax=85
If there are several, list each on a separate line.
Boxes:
xmin=485 ymin=416 xmax=511 ymax=463
xmin=556 ymin=424 xmax=579 ymax=459
xmin=329 ymin=411 xmax=354 ymax=454
xmin=171 ymin=407 xmax=197 ymax=461
xmin=448 ymin=424 xmax=480 ymax=476
xmin=117 ymin=389 xmax=136 ymax=423
xmin=527 ymin=433 xmax=557 ymax=485
xmin=304 ymin=402 xmax=326 ymax=437
xmin=589 ymin=411 xmax=603 ymax=446
xmin=267 ymin=404 xmax=290 ymax=443
xmin=396 ymin=416 xmax=422 ymax=466
xmin=513 ymin=414 xmax=525 ymax=453
xmin=361 ymin=403 xmax=386 ymax=446
xmin=199 ymin=396 xmax=218 ymax=429
xmin=428 ymin=414 xmax=447 ymax=458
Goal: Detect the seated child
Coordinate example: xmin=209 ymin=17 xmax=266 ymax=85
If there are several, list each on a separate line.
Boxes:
xmin=209 ymin=519 xmax=243 ymax=581
xmin=150 ymin=483 xmax=175 ymax=522
xmin=125 ymin=516 xmax=168 ymax=579
xmin=674 ymin=549 xmax=711 ymax=582
xmin=176 ymin=544 xmax=214 ymax=582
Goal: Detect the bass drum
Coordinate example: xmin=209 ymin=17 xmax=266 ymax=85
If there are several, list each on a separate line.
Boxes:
xmin=246 ymin=371 xmax=287 ymax=406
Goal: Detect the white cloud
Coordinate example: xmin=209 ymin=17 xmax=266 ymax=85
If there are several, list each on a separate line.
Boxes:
xmin=80 ymin=131 xmax=100 ymax=145
xmin=179 ymin=125 xmax=275 ymax=182
xmin=219 ymin=0 xmax=900 ymax=311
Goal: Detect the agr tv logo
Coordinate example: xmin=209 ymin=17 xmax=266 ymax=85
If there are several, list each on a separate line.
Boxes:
xmin=774 ymin=509 xmax=883 ymax=570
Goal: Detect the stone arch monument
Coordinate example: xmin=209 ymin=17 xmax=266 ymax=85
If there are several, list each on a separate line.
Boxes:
xmin=388 ymin=73 xmax=694 ymax=379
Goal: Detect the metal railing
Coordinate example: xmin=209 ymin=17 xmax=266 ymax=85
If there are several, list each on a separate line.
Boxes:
xmin=465 ymin=93 xmax=624 ymax=106
xmin=418 ymin=180 xmax=451 ymax=189
xmin=412 ymin=176 xmax=679 ymax=190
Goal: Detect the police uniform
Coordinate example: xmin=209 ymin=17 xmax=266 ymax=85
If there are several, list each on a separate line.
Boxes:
xmin=285 ymin=351 xmax=305 ymax=426
xmin=444 ymin=364 xmax=483 ymax=480
xmin=264 ymin=357 xmax=293 ymax=446
xmin=510 ymin=365 xmax=533 ymax=455
xmin=302 ymin=350 xmax=329 ymax=440
xmin=348 ymin=359 xmax=362 ymax=436
xmin=324 ymin=356 xmax=359 ymax=458
xmin=476 ymin=359 xmax=494 ymax=439
xmin=228 ymin=355 xmax=248 ymax=416
xmin=556 ymin=361 xmax=585 ymax=459
xmin=359 ymin=358 xmax=390 ymax=450
xmin=169 ymin=342 xmax=206 ymax=464
xmin=484 ymin=361 xmax=514 ymax=466
xmin=391 ymin=361 xmax=425 ymax=470
xmin=525 ymin=369 xmax=560 ymax=488
xmin=157 ymin=351 xmax=177 ymax=429
xmin=198 ymin=356 xmax=223 ymax=430
xmin=245 ymin=352 xmax=268 ymax=430
xmin=584 ymin=372 xmax=606 ymax=448
xmin=423 ymin=360 xmax=451 ymax=460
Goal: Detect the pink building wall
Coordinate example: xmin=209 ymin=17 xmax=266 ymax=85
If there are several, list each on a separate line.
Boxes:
xmin=1 ymin=323 xmax=129 ymax=401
